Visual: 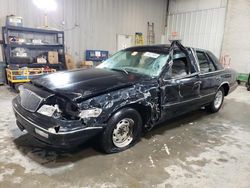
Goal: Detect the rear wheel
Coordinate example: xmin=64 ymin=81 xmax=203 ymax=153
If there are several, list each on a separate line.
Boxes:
xmin=206 ymin=87 xmax=224 ymax=113
xmin=98 ymin=108 xmax=142 ymax=153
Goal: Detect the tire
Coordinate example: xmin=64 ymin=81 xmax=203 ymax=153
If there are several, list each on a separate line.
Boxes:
xmin=98 ymin=108 xmax=142 ymax=154
xmin=206 ymin=87 xmax=225 ymax=113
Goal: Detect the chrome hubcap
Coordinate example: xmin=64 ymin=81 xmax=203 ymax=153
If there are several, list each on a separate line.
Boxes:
xmin=214 ymin=90 xmax=223 ymax=109
xmin=112 ymin=118 xmax=134 ymax=148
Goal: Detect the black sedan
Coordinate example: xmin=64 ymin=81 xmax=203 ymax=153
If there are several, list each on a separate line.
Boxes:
xmin=12 ymin=41 xmax=237 ymax=153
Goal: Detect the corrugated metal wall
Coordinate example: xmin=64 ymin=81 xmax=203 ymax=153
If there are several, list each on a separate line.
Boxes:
xmin=166 ymin=0 xmax=227 ymax=58
xmin=0 ymin=0 xmax=167 ymax=63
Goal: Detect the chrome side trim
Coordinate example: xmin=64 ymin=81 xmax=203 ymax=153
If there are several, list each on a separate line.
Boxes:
xmin=218 ymin=81 xmax=230 ymax=95
xmin=199 ymin=69 xmax=225 ymax=76
xmin=219 ymin=81 xmax=230 ymax=89
xmin=13 ymin=107 xmax=103 ymax=135
xmin=163 ymin=72 xmax=199 ymax=82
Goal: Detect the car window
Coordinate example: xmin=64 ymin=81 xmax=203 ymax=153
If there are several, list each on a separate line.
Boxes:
xmin=196 ymin=51 xmax=216 ymax=73
xmin=207 ymin=51 xmax=224 ymax=70
xmin=97 ymin=50 xmax=169 ymax=77
xmin=170 ymin=51 xmax=190 ymax=78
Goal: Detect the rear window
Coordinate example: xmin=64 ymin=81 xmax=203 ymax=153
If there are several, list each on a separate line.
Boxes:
xmin=207 ymin=51 xmax=224 ymax=70
xmin=196 ymin=51 xmax=216 ymax=73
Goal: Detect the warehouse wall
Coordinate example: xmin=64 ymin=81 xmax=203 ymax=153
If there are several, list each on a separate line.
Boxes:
xmin=166 ymin=0 xmax=227 ymax=58
xmin=0 ymin=0 xmax=167 ymax=63
xmin=221 ymin=0 xmax=250 ymax=73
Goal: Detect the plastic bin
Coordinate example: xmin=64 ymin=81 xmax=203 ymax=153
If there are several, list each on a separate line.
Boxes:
xmin=86 ymin=50 xmax=109 ymax=61
xmin=6 ymin=15 xmax=23 ymax=27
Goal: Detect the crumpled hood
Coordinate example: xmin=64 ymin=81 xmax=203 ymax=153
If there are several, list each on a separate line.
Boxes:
xmin=31 ymin=68 xmax=145 ymax=102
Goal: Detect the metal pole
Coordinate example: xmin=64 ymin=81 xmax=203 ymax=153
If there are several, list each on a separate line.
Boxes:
xmin=44 ymin=10 xmax=48 ymax=28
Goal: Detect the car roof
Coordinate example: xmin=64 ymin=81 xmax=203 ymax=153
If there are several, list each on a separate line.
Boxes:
xmin=126 ymin=44 xmax=170 ymax=53
xmin=125 ymin=44 xmax=208 ymax=53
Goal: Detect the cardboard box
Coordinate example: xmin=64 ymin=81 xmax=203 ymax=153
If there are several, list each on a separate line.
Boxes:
xmin=85 ymin=61 xmax=94 ymax=66
xmin=80 ymin=61 xmax=93 ymax=66
xmin=80 ymin=61 xmax=93 ymax=69
xmin=48 ymin=51 xmax=58 ymax=64
xmin=37 ymin=57 xmax=47 ymax=64
xmin=65 ymin=54 xmax=76 ymax=70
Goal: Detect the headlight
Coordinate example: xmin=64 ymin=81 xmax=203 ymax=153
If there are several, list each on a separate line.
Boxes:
xmin=18 ymin=85 xmax=24 ymax=97
xmin=79 ymin=108 xmax=102 ymax=118
xmin=18 ymin=85 xmax=24 ymax=92
xmin=37 ymin=105 xmax=57 ymax=117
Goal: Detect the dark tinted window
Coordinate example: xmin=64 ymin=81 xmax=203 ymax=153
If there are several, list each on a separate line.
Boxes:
xmin=207 ymin=51 xmax=224 ymax=70
xmin=196 ymin=51 xmax=216 ymax=73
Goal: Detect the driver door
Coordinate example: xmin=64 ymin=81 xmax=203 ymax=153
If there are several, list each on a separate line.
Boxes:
xmin=160 ymin=50 xmax=201 ymax=120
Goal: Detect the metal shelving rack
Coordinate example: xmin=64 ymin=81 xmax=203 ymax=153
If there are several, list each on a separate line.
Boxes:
xmin=1 ymin=25 xmax=66 ymax=70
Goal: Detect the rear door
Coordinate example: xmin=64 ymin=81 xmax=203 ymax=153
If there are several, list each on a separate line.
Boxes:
xmin=195 ymin=50 xmax=221 ymax=104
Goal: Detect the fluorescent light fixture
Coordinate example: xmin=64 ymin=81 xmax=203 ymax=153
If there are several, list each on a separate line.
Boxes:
xmin=33 ymin=0 xmax=57 ymax=11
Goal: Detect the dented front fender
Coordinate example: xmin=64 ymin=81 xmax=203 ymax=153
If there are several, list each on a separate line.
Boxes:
xmin=77 ymin=80 xmax=161 ymax=127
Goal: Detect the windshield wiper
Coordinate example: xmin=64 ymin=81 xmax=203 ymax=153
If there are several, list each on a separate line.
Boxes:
xmin=110 ymin=68 xmax=129 ymax=75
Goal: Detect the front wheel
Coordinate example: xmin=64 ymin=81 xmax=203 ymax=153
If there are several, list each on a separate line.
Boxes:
xmin=98 ymin=108 xmax=142 ymax=153
xmin=206 ymin=88 xmax=224 ymax=113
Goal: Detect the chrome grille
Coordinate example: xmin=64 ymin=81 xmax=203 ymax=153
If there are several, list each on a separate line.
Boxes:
xmin=20 ymin=88 xmax=44 ymax=112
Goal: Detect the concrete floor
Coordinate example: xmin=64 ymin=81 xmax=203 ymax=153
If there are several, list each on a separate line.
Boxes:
xmin=0 ymin=86 xmax=250 ymax=188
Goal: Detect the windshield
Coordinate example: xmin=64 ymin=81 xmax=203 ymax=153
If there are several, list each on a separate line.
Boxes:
xmin=97 ymin=50 xmax=169 ymax=77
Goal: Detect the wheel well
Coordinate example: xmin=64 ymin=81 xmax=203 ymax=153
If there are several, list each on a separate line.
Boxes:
xmin=127 ymin=104 xmax=151 ymax=126
xmin=221 ymin=83 xmax=230 ymax=96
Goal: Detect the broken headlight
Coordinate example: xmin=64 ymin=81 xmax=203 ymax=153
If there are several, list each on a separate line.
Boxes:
xmin=79 ymin=108 xmax=102 ymax=119
xmin=37 ymin=104 xmax=60 ymax=117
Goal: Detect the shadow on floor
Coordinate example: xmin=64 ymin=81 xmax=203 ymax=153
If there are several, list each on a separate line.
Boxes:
xmin=13 ymin=134 xmax=104 ymax=168
xmin=144 ymin=108 xmax=209 ymax=139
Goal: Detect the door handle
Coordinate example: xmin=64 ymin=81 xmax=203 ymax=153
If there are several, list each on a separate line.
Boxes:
xmin=194 ymin=81 xmax=202 ymax=85
xmin=193 ymin=81 xmax=201 ymax=90
xmin=176 ymin=80 xmax=184 ymax=86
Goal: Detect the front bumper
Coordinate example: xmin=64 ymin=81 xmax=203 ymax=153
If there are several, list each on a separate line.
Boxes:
xmin=12 ymin=97 xmax=103 ymax=147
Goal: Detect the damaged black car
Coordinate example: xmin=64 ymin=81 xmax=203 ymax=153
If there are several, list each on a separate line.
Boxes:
xmin=12 ymin=41 xmax=237 ymax=153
